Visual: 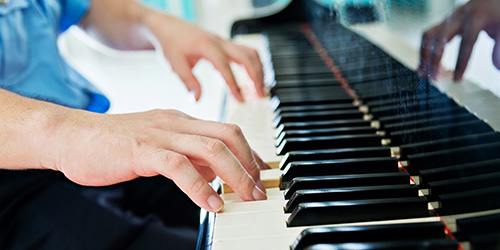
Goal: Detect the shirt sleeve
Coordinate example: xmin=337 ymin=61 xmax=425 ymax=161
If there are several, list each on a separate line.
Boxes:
xmin=59 ymin=0 xmax=92 ymax=32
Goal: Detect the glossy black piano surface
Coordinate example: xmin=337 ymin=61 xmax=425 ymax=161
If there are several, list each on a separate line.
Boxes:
xmin=197 ymin=0 xmax=500 ymax=249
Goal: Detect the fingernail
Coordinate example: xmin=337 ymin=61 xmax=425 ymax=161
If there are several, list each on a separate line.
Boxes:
xmin=207 ymin=194 xmax=224 ymax=212
xmin=252 ymin=186 xmax=267 ymax=200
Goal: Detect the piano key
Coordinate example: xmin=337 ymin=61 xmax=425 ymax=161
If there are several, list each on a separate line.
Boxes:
xmin=285 ymin=184 xmax=419 ymax=213
xmin=388 ymin=119 xmax=493 ymax=145
xmin=271 ymin=94 xmax=354 ymax=110
xmin=419 ymin=158 xmax=500 ymax=183
xmin=279 ymin=147 xmax=392 ymax=170
xmin=368 ymin=98 xmax=458 ymax=118
xmin=291 ymin=222 xmax=450 ymax=250
xmin=276 ymin=126 xmax=376 ymax=146
xmin=284 ymin=172 xmax=411 ymax=199
xmin=455 ymin=212 xmax=500 ymax=240
xmin=427 ymin=172 xmax=500 ymax=197
xmin=276 ymin=103 xmax=357 ymax=114
xmin=280 ymin=157 xmax=399 ymax=188
xmin=399 ymin=131 xmax=500 ymax=157
xmin=277 ymin=119 xmax=372 ymax=132
xmin=302 ymin=240 xmax=458 ymax=250
xmin=378 ymin=106 xmax=469 ymax=125
xmin=438 ymin=186 xmax=500 ymax=215
xmin=273 ymin=109 xmax=364 ymax=126
xmin=383 ymin=113 xmax=479 ymax=134
xmin=277 ymin=134 xmax=383 ymax=155
xmin=406 ymin=141 xmax=500 ymax=171
xmin=286 ymin=197 xmax=430 ymax=227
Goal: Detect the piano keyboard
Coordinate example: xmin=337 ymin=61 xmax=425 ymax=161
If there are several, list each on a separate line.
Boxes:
xmin=199 ymin=6 xmax=500 ymax=250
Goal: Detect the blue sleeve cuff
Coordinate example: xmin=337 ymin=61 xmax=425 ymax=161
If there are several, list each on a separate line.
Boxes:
xmin=85 ymin=93 xmax=111 ymax=113
xmin=59 ymin=0 xmax=92 ymax=32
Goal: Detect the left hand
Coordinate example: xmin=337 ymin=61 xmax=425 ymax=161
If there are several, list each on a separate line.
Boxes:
xmin=144 ymin=12 xmax=265 ymax=102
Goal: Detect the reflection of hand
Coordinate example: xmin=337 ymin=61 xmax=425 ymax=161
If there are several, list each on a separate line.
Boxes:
xmin=145 ymin=12 xmax=265 ymax=102
xmin=42 ymin=108 xmax=269 ymax=212
xmin=418 ymin=0 xmax=500 ymax=81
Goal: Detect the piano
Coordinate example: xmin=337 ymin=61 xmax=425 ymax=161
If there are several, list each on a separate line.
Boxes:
xmin=197 ymin=0 xmax=500 ymax=249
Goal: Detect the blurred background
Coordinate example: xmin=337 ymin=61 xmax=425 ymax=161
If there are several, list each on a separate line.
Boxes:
xmin=59 ymin=0 xmax=500 ymax=120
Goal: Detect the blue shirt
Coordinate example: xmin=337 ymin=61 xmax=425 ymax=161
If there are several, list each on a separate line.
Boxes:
xmin=0 ymin=0 xmax=110 ymax=113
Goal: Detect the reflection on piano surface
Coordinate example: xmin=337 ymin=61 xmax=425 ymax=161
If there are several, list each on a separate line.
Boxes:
xmin=198 ymin=0 xmax=500 ymax=249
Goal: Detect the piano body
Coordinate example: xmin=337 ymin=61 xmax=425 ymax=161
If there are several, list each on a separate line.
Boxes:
xmin=197 ymin=0 xmax=500 ymax=249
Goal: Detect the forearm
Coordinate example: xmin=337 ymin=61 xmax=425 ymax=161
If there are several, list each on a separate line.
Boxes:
xmin=78 ymin=0 xmax=158 ymax=50
xmin=0 ymin=89 xmax=67 ymax=170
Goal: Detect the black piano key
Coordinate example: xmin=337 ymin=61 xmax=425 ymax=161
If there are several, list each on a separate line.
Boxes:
xmin=362 ymin=91 xmax=444 ymax=108
xmin=284 ymin=172 xmax=410 ymax=199
xmin=302 ymin=240 xmax=458 ymax=250
xmin=271 ymin=94 xmax=354 ymax=109
xmin=276 ymin=126 xmax=376 ymax=146
xmin=271 ymin=78 xmax=341 ymax=90
xmin=427 ymin=172 xmax=500 ymax=198
xmin=273 ymin=109 xmax=364 ymax=126
xmin=273 ymin=86 xmax=346 ymax=99
xmin=285 ymin=184 xmax=419 ymax=213
xmin=378 ymin=106 xmax=469 ymax=125
xmin=469 ymin=233 xmax=500 ymax=250
xmin=383 ymin=113 xmax=478 ymax=134
xmin=277 ymin=119 xmax=371 ymax=132
xmin=389 ymin=119 xmax=493 ymax=145
xmin=456 ymin=212 xmax=500 ymax=240
xmin=291 ymin=222 xmax=450 ymax=250
xmin=419 ymin=158 xmax=500 ymax=183
xmin=277 ymin=134 xmax=383 ymax=155
xmin=399 ymin=131 xmax=500 ymax=157
xmin=406 ymin=141 xmax=500 ymax=171
xmin=276 ymin=103 xmax=357 ymax=114
xmin=279 ymin=147 xmax=392 ymax=170
xmin=280 ymin=157 xmax=399 ymax=188
xmin=273 ymin=65 xmax=333 ymax=76
xmin=369 ymin=98 xmax=457 ymax=118
xmin=274 ymin=73 xmax=338 ymax=85
xmin=287 ymin=197 xmax=430 ymax=227
xmin=438 ymin=186 xmax=500 ymax=215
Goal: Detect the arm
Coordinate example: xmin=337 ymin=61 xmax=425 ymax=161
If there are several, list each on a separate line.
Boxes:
xmin=0 ymin=89 xmax=268 ymax=212
xmin=418 ymin=0 xmax=500 ymax=81
xmin=79 ymin=0 xmax=265 ymax=101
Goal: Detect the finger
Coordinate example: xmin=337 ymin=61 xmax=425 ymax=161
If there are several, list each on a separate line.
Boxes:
xmin=492 ymin=37 xmax=500 ymax=69
xmin=168 ymin=52 xmax=202 ymax=101
xmin=253 ymin=150 xmax=271 ymax=170
xmin=419 ymin=25 xmax=442 ymax=78
xmin=224 ymin=43 xmax=265 ymax=97
xmin=429 ymin=20 xmax=462 ymax=80
xmin=203 ymin=45 xmax=244 ymax=102
xmin=454 ymin=22 xmax=481 ymax=81
xmin=140 ymin=147 xmax=224 ymax=212
xmin=149 ymin=131 xmax=266 ymax=201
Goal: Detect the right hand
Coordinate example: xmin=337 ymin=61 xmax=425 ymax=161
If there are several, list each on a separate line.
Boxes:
xmin=41 ymin=109 xmax=269 ymax=212
xmin=418 ymin=0 xmax=500 ymax=81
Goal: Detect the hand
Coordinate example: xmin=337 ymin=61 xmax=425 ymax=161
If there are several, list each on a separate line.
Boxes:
xmin=144 ymin=12 xmax=265 ymax=102
xmin=418 ymin=0 xmax=500 ymax=81
xmin=41 ymin=109 xmax=269 ymax=212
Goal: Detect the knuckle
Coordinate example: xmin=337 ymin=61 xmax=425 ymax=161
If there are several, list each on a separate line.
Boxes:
xmin=223 ymin=123 xmax=244 ymax=139
xmin=204 ymin=138 xmax=227 ymax=158
xmin=165 ymin=153 xmax=189 ymax=171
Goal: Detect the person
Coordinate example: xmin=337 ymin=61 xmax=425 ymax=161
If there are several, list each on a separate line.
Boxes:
xmin=418 ymin=0 xmax=500 ymax=81
xmin=0 ymin=0 xmax=269 ymax=249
